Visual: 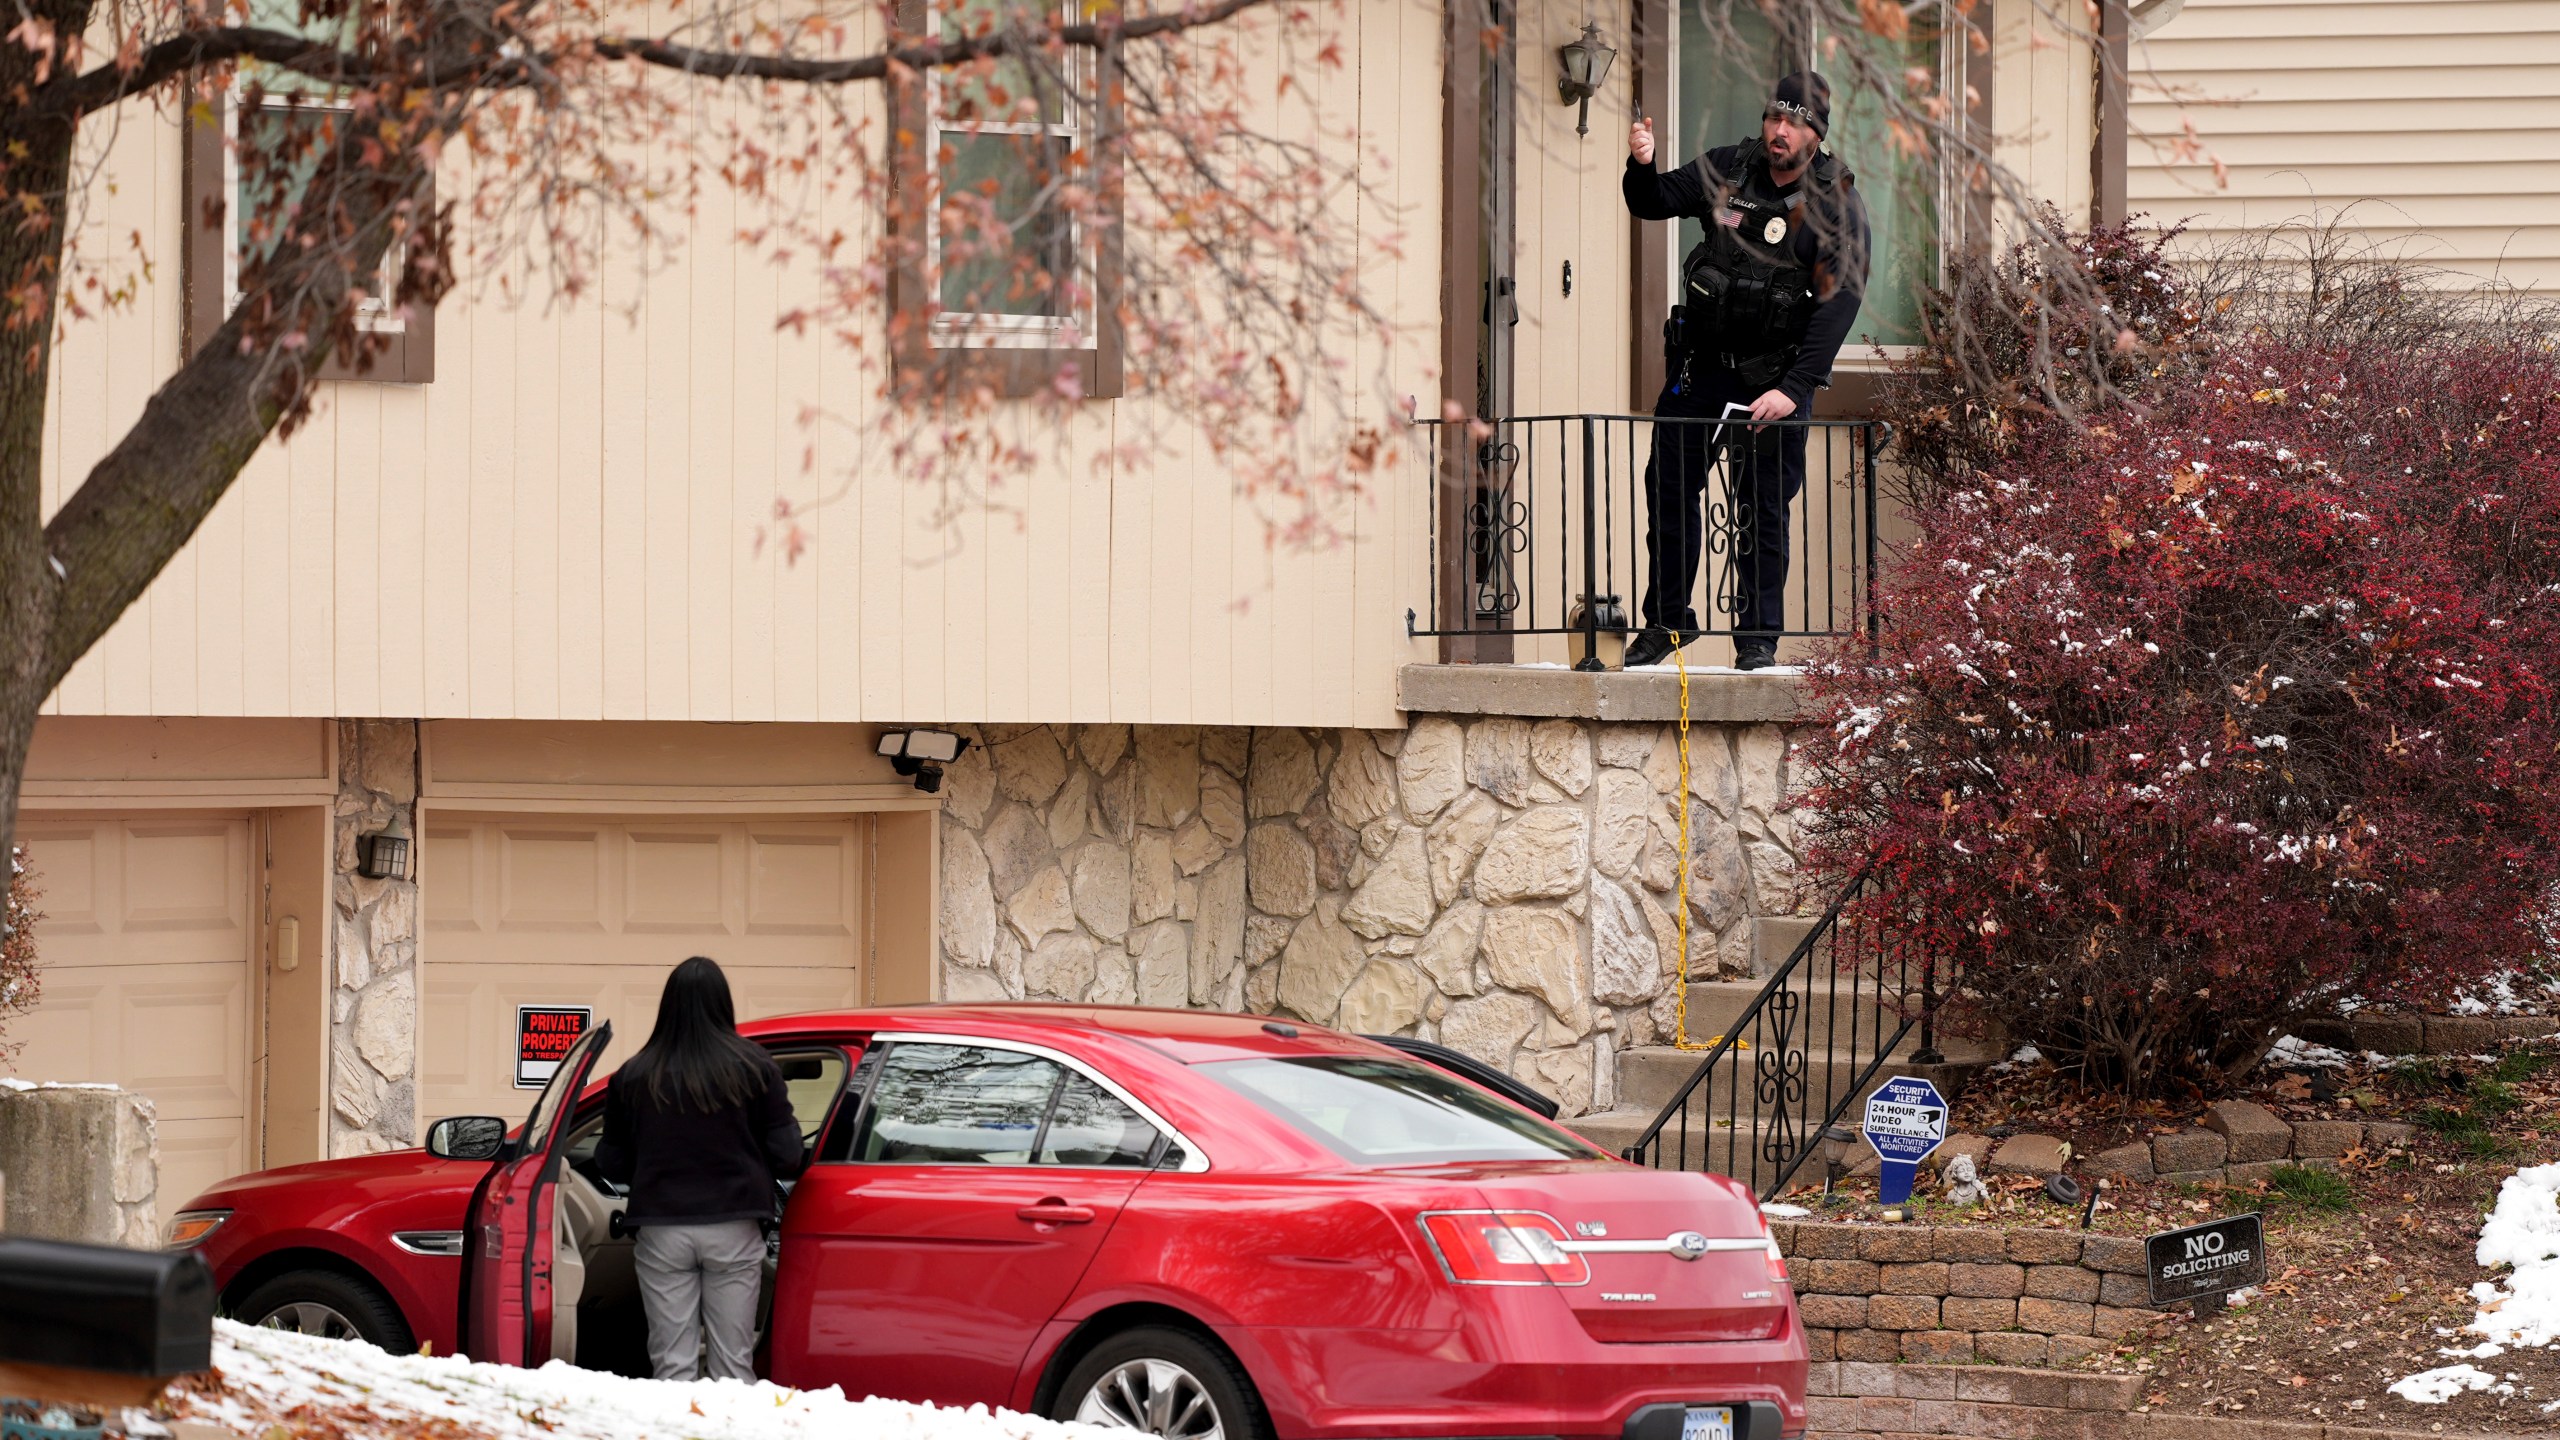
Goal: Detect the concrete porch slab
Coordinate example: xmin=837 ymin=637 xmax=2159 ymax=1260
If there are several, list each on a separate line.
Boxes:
xmin=1397 ymin=662 xmax=1812 ymax=724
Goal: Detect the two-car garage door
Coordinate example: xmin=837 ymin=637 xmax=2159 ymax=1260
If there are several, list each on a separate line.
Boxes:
xmin=419 ymin=813 xmax=871 ymax=1127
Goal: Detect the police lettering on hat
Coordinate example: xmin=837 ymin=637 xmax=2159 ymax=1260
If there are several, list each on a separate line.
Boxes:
xmin=1769 ymin=71 xmax=1832 ymax=139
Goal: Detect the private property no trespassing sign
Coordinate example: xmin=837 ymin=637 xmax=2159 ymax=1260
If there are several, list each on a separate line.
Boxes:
xmin=517 ymin=1006 xmax=593 ymax=1088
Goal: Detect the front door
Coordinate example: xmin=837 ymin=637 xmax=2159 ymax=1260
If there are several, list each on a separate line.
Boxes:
xmin=770 ymin=1040 xmax=1168 ymax=1405
xmin=461 ymin=1020 xmax=613 ymax=1365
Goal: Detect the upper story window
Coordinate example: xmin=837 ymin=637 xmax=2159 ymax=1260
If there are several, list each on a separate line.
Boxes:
xmin=929 ymin=0 xmax=1090 ymax=350
xmin=890 ymin=0 xmax=1122 ymax=398
xmin=182 ymin=0 xmax=437 ymax=381
xmin=1675 ymin=1 xmax=1950 ymax=349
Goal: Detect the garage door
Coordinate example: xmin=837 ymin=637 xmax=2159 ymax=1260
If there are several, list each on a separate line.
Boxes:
xmin=420 ymin=813 xmax=869 ymax=1127
xmin=7 ymin=812 xmax=255 ymax=1213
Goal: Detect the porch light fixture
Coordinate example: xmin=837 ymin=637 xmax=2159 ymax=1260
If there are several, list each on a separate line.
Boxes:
xmin=359 ymin=813 xmax=412 ymax=881
xmin=877 ymin=729 xmax=973 ymax=794
xmin=1556 ymin=21 xmax=1617 ymax=136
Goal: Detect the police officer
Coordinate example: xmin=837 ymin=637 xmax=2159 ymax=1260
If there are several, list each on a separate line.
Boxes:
xmin=1622 ymin=72 xmax=1869 ymax=670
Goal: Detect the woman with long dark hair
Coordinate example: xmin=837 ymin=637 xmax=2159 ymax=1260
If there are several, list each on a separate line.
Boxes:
xmin=596 ymin=956 xmax=804 ymax=1381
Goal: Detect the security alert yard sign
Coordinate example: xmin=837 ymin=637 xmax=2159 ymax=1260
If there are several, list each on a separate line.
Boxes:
xmin=516 ymin=1006 xmax=594 ymax=1088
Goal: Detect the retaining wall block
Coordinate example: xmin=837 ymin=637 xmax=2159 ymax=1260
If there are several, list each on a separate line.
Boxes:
xmin=2017 ymin=1297 xmax=2097 ymax=1335
xmin=1801 ymin=1258 xmax=1882 ymax=1294
xmin=2005 ymin=1229 xmax=2087 ymax=1264
xmin=1900 ymin=1330 xmax=1976 ymax=1364
xmin=1948 ymin=1261 xmax=2029 ymax=1298
xmin=1799 ymin=1294 xmax=1872 ymax=1329
xmin=1882 ymin=1261 xmax=1950 ymax=1295
xmin=2025 ymin=1264 xmax=2103 ymax=1303
xmin=1944 ymin=1297 xmax=2022 ymax=1330
xmin=1857 ymin=1228 xmax=1937 ymax=1262
xmin=2202 ymin=1100 xmax=2292 ymax=1164
xmin=1865 ymin=1293 xmax=1943 ymax=1330
xmin=1933 ymin=1226 xmax=2010 ymax=1262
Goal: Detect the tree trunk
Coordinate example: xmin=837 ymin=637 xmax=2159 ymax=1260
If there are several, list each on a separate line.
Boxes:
xmin=0 ymin=0 xmax=99 ymax=864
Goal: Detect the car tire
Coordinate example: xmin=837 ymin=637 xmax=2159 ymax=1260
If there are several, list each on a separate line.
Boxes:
xmin=235 ymin=1269 xmax=416 ymax=1353
xmin=1052 ymin=1326 xmax=1266 ymax=1440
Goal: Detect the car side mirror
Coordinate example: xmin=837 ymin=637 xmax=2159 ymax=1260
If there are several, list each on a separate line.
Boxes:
xmin=425 ymin=1115 xmax=510 ymax=1162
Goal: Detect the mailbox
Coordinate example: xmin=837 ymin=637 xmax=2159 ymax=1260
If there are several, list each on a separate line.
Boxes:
xmin=0 ymin=1237 xmax=214 ymax=1380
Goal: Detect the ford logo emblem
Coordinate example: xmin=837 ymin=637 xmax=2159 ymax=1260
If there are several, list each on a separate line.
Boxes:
xmin=1668 ymin=1231 xmax=1709 ymax=1261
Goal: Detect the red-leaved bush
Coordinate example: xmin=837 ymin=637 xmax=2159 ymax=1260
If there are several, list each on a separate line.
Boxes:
xmin=1797 ymin=340 xmax=2560 ymax=1095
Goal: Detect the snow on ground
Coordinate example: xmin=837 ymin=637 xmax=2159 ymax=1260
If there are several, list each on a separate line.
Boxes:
xmin=2393 ymin=1162 xmax=2560 ymax=1402
xmin=2389 ymin=1365 xmax=2508 ymax=1404
xmin=180 ymin=1321 xmax=1118 ymax=1440
xmin=2264 ymin=1035 xmax=2352 ymax=1068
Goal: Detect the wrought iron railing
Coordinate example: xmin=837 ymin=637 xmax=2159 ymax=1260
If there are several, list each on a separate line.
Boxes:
xmin=1621 ymin=867 xmax=1946 ymax=1199
xmin=1411 ymin=413 xmax=1890 ymax=664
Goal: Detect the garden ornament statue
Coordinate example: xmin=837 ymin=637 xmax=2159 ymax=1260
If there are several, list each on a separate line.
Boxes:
xmin=1941 ymin=1153 xmax=1989 ymax=1207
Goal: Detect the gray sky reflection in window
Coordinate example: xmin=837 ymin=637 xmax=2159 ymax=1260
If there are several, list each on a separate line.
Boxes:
xmin=1207 ymin=1056 xmax=1601 ymax=1165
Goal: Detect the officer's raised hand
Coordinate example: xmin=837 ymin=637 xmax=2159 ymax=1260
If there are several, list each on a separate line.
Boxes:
xmin=1630 ymin=117 xmax=1655 ymax=167
xmin=1747 ymin=389 xmax=1798 ymax=423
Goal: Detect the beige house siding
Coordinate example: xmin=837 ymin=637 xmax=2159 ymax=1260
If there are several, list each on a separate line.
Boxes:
xmin=2130 ymin=0 xmax=2560 ymax=294
xmin=45 ymin=2 xmax=1442 ymax=732
xmin=1995 ymin=0 xmax=2098 ymax=224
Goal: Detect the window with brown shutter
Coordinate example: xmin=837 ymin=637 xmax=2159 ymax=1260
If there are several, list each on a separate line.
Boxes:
xmin=887 ymin=0 xmax=1123 ymax=401
xmin=182 ymin=84 xmax=436 ymax=384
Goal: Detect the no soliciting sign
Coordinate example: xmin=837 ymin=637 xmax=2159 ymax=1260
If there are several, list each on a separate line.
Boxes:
xmin=516 ymin=1006 xmax=593 ymax=1088
xmin=2145 ymin=1213 xmax=2268 ymax=1305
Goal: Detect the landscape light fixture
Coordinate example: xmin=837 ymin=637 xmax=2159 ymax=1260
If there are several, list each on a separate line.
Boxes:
xmin=359 ymin=813 xmax=412 ymax=881
xmin=877 ymin=729 xmax=973 ymax=794
xmin=1556 ymin=21 xmax=1617 ymax=136
xmin=1817 ymin=1124 xmax=1858 ymax=1194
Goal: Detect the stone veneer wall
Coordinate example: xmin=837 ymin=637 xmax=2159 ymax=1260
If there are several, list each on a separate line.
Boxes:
xmin=935 ymin=717 xmax=1810 ymax=1117
xmin=330 ymin=720 xmax=422 ymax=1157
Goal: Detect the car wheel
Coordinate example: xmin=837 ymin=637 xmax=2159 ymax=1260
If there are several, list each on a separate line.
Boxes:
xmin=236 ymin=1270 xmax=415 ymax=1353
xmin=1055 ymin=1327 xmax=1264 ymax=1440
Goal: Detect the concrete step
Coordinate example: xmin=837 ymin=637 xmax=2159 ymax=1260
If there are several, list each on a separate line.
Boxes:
xmin=1615 ymin=1043 xmax=1987 ymax=1118
xmin=1666 ymin=978 xmax=1942 ymax=1054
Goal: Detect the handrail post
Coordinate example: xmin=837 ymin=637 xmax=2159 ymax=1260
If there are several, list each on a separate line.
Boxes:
xmin=1573 ymin=415 xmax=1603 ymax=672
xmin=1863 ymin=421 xmax=1883 ymax=646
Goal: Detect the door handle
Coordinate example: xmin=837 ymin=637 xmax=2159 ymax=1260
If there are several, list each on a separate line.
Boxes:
xmin=1018 ymin=1200 xmax=1096 ymax=1225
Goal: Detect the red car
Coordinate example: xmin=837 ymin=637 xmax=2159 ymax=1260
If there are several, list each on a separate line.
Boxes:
xmin=169 ymin=1006 xmax=1806 ymax=1440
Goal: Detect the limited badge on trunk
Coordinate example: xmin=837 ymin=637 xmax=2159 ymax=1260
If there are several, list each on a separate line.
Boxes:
xmin=1762 ymin=216 xmax=1787 ymax=244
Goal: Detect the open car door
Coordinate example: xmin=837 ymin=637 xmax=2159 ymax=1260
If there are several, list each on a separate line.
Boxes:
xmin=460 ymin=1019 xmax=613 ymax=1365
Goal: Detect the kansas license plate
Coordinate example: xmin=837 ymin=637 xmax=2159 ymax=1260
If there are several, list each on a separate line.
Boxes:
xmin=1679 ymin=1407 xmax=1734 ymax=1440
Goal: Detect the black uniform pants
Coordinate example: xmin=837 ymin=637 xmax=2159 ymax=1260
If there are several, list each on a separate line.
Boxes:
xmin=1638 ymin=366 xmax=1808 ymax=640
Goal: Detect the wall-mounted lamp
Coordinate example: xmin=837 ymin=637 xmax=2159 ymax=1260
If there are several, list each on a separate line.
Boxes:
xmin=359 ymin=813 xmax=412 ymax=881
xmin=877 ymin=729 xmax=973 ymax=794
xmin=1556 ymin=21 xmax=1618 ymax=137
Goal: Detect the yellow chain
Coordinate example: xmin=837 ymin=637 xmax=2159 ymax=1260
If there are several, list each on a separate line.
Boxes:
xmin=1669 ymin=631 xmax=1716 ymax=1051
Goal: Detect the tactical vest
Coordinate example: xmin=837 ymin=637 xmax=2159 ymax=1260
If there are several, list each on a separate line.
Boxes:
xmin=1670 ymin=139 xmax=1850 ymax=371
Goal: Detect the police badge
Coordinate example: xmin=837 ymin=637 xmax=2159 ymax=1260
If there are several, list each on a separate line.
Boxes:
xmin=1763 ymin=216 xmax=1787 ymax=244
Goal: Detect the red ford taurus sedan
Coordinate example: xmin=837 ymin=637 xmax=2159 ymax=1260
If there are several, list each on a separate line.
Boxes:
xmin=169 ymin=1006 xmax=1807 ymax=1440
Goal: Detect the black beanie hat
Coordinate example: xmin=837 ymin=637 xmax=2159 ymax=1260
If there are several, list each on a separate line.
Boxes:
xmin=1772 ymin=71 xmax=1832 ymax=138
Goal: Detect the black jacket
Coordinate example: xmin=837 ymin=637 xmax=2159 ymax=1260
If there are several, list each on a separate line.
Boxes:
xmin=595 ymin=1048 xmax=806 ymax=1227
xmin=1625 ymin=142 xmax=1870 ymax=413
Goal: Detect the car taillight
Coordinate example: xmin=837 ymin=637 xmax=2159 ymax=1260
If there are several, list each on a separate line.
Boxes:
xmin=1419 ymin=1211 xmax=1590 ymax=1285
xmin=1754 ymin=1208 xmax=1789 ymax=1286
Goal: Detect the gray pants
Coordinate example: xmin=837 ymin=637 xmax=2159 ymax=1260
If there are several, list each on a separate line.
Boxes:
xmin=633 ymin=1219 xmax=765 ymax=1382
